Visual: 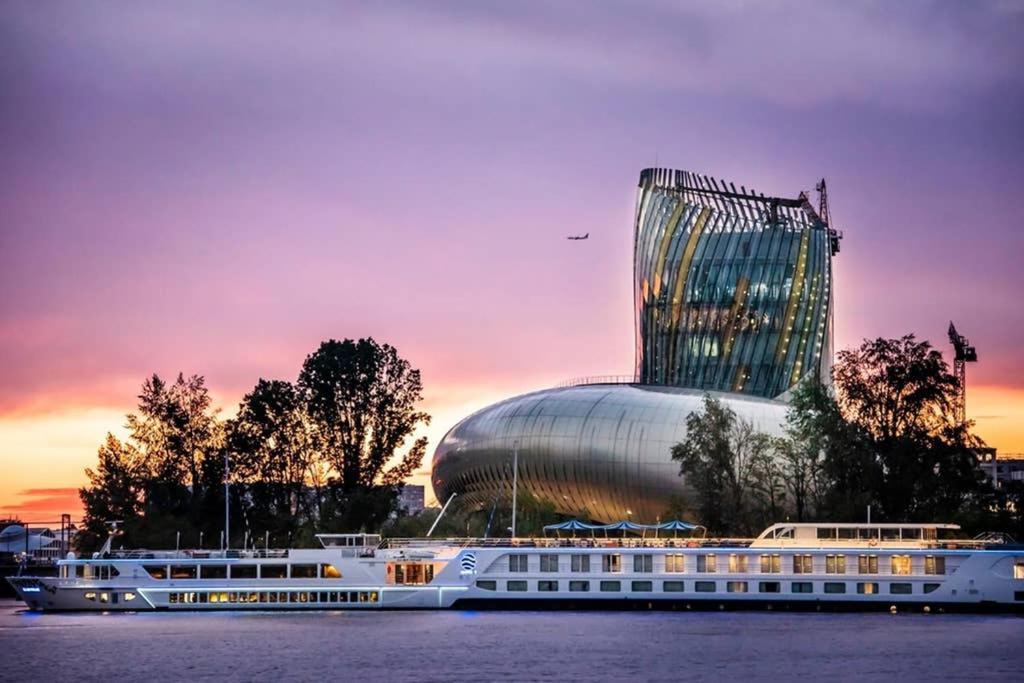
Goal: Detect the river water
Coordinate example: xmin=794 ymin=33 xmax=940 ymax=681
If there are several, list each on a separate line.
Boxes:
xmin=1 ymin=599 xmax=1021 ymax=681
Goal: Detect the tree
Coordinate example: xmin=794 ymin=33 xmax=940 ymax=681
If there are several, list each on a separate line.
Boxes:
xmin=226 ymin=379 xmax=319 ymax=537
xmin=834 ymin=336 xmax=986 ymax=522
xmin=78 ymin=434 xmax=146 ymax=551
xmin=129 ymin=373 xmax=222 ymax=511
xmin=77 ymin=373 xmax=223 ymax=552
xmin=670 ymin=395 xmax=768 ymax=535
xmin=298 ymin=338 xmax=430 ymax=530
xmin=748 ymin=437 xmax=787 ymax=527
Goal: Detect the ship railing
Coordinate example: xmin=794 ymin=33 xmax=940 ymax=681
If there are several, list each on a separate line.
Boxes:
xmin=95 ymin=548 xmax=291 ymax=561
xmin=380 ymin=536 xmax=1001 ymax=550
xmin=381 ymin=537 xmax=755 ymax=550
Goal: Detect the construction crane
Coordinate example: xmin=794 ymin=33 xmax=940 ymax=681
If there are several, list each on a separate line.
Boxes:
xmin=815 ymin=178 xmax=842 ymax=255
xmin=948 ymin=322 xmax=978 ymax=424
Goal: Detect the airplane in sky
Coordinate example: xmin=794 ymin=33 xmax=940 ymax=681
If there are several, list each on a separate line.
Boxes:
xmin=566 ymin=233 xmax=589 ymax=240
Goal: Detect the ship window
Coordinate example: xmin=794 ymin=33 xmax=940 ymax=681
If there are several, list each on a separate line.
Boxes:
xmin=792 ymin=555 xmax=813 ymax=574
xmin=602 ymin=554 xmax=622 ymax=573
xmin=663 ymin=581 xmax=685 ymax=592
xmin=599 ymin=580 xmax=621 ymax=592
xmin=857 ymin=582 xmax=879 ymax=595
xmin=260 ymin=565 xmax=286 ymax=579
xmin=201 ymin=565 xmax=227 ymax=579
xmin=1014 ymin=562 xmax=1024 ymax=579
xmin=824 ymin=582 xmax=846 ymax=594
xmin=124 ymin=592 xmax=136 ymax=601
xmin=727 ymin=581 xmax=748 ymax=593
xmin=826 ymin=555 xmax=846 ymax=574
xmin=394 ymin=563 xmax=433 ymax=585
xmin=759 ymin=582 xmax=780 ymax=594
xmin=924 ymin=556 xmax=945 ymax=575
xmin=507 ymin=580 xmax=528 ymax=592
xmin=320 ymin=564 xmax=342 ymax=579
xmin=290 ymin=564 xmax=317 ymax=579
xmin=634 ymin=555 xmax=653 ymax=573
xmin=890 ymin=555 xmax=912 ymax=576
xmin=170 ymin=565 xmax=197 ymax=580
xmin=231 ymin=565 xmax=258 ymax=579
xmin=890 ymin=582 xmax=913 ymax=595
xmin=695 ymin=581 xmax=716 ymax=593
xmin=540 ymin=554 xmax=559 ymax=572
xmin=760 ymin=554 xmax=781 ymax=573
xmin=569 ymin=580 xmax=590 ymax=592
xmin=169 ymin=593 xmax=178 ymax=604
xmin=665 ymin=554 xmax=685 ymax=573
xmin=697 ymin=555 xmax=716 ymax=573
xmin=858 ymin=555 xmax=878 ymax=574
xmin=509 ymin=554 xmax=529 ymax=572
xmin=632 ymin=580 xmax=653 ymax=592
xmin=791 ymin=582 xmax=813 ymax=594
xmin=728 ymin=554 xmax=748 ymax=573
xmin=476 ymin=580 xmax=497 ymax=591
xmin=84 ymin=591 xmax=97 ymax=601
xmin=198 ymin=592 xmax=208 ymax=603
xmin=538 ymin=581 xmax=559 ymax=592
xmin=143 ymin=565 xmax=168 ymax=579
xmin=1014 ymin=591 xmax=1024 ymax=601
xmin=923 ymin=583 xmax=941 ymax=594
xmin=570 ymin=555 xmax=590 ymax=572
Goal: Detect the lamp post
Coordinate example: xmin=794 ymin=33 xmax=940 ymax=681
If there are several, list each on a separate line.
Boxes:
xmin=224 ymin=450 xmax=230 ymax=550
xmin=511 ymin=440 xmax=519 ymax=539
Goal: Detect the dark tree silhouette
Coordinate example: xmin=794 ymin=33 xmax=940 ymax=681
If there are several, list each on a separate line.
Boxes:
xmin=298 ymin=338 xmax=430 ymax=493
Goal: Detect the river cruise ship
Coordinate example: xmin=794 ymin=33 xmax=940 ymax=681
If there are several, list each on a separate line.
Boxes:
xmin=8 ymin=523 xmax=1024 ymax=613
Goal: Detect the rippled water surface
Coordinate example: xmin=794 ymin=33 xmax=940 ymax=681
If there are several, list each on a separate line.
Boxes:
xmin=1 ymin=599 xmax=1022 ymax=681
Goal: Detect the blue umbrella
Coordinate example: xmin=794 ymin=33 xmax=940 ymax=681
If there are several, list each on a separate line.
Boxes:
xmin=655 ymin=519 xmax=702 ymax=538
xmin=543 ymin=519 xmax=599 ymax=537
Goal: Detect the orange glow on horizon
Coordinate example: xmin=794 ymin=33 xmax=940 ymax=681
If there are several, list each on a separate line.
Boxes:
xmin=2 ymin=382 xmax=1022 ymax=522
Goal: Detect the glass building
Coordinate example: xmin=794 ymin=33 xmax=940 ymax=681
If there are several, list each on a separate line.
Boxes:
xmin=635 ymin=167 xmax=839 ymax=398
xmin=432 ymin=167 xmax=840 ymax=521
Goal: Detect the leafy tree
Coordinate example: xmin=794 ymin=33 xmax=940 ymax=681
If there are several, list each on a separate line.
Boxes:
xmin=779 ymin=379 xmax=874 ymax=521
xmin=833 ymin=336 xmax=986 ymax=522
xmin=225 ymin=379 xmax=319 ymax=538
xmin=298 ymin=338 xmax=430 ymax=530
xmin=78 ymin=435 xmax=146 ymax=551
xmin=129 ymin=373 xmax=222 ymax=512
xmin=748 ymin=438 xmax=787 ymax=527
xmin=77 ymin=374 xmax=223 ymax=552
xmin=670 ymin=395 xmax=769 ymax=535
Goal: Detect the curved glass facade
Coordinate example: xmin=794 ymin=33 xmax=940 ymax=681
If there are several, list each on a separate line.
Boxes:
xmin=635 ymin=168 xmax=838 ymax=398
xmin=431 ymin=167 xmax=839 ymax=521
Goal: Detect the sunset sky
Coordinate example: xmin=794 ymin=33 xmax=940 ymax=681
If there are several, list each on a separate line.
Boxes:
xmin=2 ymin=1 xmax=1022 ymax=522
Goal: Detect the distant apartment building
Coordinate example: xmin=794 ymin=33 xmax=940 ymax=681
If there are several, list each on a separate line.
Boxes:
xmin=978 ymin=450 xmax=1024 ymax=487
xmin=398 ymin=485 xmax=425 ymax=515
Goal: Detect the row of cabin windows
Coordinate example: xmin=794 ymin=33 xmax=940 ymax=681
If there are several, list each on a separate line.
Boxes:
xmin=83 ymin=590 xmax=135 ymax=603
xmin=167 ymin=590 xmax=378 ymax=605
xmin=475 ymin=579 xmax=941 ymax=596
xmin=61 ymin=565 xmax=120 ymax=580
xmin=507 ymin=553 xmax=946 ymax=575
xmin=142 ymin=563 xmax=342 ymax=580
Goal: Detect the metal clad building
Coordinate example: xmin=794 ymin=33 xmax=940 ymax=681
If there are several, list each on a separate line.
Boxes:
xmin=432 ymin=168 xmax=839 ymax=522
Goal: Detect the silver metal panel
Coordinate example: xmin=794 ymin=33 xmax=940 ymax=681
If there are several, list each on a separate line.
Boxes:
xmin=432 ymin=384 xmax=787 ymax=522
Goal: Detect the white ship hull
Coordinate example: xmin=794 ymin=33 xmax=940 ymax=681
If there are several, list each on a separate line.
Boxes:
xmin=10 ymin=526 xmax=1024 ymax=613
